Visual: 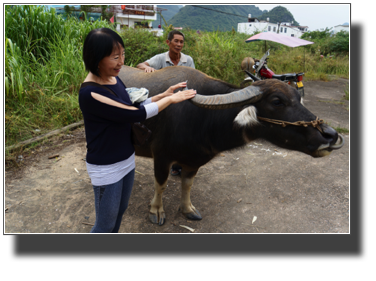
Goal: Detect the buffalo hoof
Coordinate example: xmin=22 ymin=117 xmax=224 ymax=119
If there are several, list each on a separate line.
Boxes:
xmin=179 ymin=207 xmax=202 ymax=220
xmin=149 ymin=212 xmax=166 ymax=226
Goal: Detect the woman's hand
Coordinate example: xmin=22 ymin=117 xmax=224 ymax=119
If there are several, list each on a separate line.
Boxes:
xmin=151 ymin=82 xmax=189 ymax=102
xmin=154 ymin=86 xmax=196 ymax=112
xmin=164 ymin=82 xmax=196 ymax=103
xmin=169 ymin=89 xmax=197 ymax=104
xmin=162 ymin=82 xmax=188 ymax=97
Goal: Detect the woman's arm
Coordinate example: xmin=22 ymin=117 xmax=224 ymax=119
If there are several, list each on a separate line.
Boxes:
xmin=154 ymin=89 xmax=196 ymax=112
xmin=91 ymin=93 xmax=139 ymax=110
xmin=91 ymin=82 xmax=196 ymax=112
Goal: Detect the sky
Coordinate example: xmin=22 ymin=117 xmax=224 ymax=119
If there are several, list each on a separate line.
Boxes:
xmin=180 ymin=3 xmax=350 ymax=32
xmin=254 ymin=4 xmax=350 ymax=31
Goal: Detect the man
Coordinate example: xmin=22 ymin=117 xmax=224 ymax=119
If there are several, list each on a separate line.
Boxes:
xmin=137 ymin=30 xmax=195 ymax=73
xmin=137 ymin=30 xmax=195 ymax=176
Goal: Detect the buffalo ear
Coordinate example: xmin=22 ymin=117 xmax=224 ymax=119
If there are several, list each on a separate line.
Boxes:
xmin=190 ymin=86 xmax=263 ymax=110
xmin=234 ymin=105 xmax=259 ymax=127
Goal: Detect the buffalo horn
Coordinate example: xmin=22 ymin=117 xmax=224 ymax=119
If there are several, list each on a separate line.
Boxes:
xmin=244 ymin=70 xmax=261 ymax=81
xmin=190 ymin=86 xmax=263 ymax=110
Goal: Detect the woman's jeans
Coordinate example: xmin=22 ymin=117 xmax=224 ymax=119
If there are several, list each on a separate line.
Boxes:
xmin=90 ymin=169 xmax=135 ymax=233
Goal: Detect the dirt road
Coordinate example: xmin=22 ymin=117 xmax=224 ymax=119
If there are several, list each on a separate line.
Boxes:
xmin=4 ymin=78 xmax=349 ymax=233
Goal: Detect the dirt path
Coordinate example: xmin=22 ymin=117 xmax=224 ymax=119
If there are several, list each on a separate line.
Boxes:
xmin=4 ymin=78 xmax=349 ymax=233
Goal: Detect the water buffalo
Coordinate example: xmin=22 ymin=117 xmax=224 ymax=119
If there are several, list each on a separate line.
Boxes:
xmin=118 ymin=65 xmax=344 ymax=225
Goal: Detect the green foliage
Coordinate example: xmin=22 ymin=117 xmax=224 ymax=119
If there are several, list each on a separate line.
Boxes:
xmin=301 ymin=28 xmax=332 ymax=40
xmin=329 ymin=31 xmax=349 ymax=53
xmin=182 ymin=30 xmax=258 ymax=84
xmin=301 ymin=28 xmax=349 ymax=56
xmin=119 ymin=28 xmax=166 ymax=66
xmin=5 ymin=5 xmax=114 ymax=146
xmin=63 ymin=5 xmax=74 ymax=18
xmin=5 ymin=38 xmax=28 ymax=105
xmin=5 ymin=5 xmax=66 ymax=59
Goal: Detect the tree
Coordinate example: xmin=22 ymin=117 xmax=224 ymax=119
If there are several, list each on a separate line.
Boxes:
xmin=79 ymin=5 xmax=113 ymax=22
xmin=99 ymin=5 xmax=113 ymax=22
xmin=63 ymin=5 xmax=74 ymax=18
xmin=80 ymin=5 xmax=92 ymax=21
xmin=329 ymin=30 xmax=349 ymax=54
xmin=301 ymin=28 xmax=331 ymax=40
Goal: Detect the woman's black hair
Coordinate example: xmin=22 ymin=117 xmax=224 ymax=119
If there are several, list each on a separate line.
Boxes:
xmin=83 ymin=28 xmax=125 ymax=77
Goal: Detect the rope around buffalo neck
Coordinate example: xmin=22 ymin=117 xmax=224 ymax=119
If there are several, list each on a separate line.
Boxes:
xmin=257 ymin=116 xmax=324 ymax=133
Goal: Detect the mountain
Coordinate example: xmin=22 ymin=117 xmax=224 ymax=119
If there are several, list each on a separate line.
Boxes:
xmin=258 ymin=6 xmax=300 ymax=26
xmin=167 ymin=5 xmax=264 ymax=31
xmin=152 ymin=5 xmax=183 ymax=28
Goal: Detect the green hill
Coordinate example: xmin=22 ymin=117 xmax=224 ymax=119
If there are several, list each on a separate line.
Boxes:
xmin=152 ymin=5 xmax=183 ymax=28
xmin=167 ymin=5 xmax=264 ymax=31
xmin=258 ymin=6 xmax=300 ymax=26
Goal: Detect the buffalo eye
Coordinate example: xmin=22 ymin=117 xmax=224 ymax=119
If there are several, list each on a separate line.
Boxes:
xmin=271 ymin=99 xmax=284 ymax=107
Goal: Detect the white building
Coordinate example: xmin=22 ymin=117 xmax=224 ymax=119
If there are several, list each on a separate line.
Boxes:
xmin=237 ymin=14 xmax=307 ymax=38
xmin=111 ymin=5 xmax=163 ymax=36
xmin=332 ymin=24 xmax=349 ymax=34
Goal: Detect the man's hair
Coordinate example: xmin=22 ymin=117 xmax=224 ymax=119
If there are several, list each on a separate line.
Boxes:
xmin=167 ymin=30 xmax=185 ymax=41
xmin=83 ymin=28 xmax=125 ymax=77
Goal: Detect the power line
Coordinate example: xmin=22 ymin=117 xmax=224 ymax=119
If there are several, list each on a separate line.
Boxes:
xmin=191 ymin=5 xmax=248 ymax=19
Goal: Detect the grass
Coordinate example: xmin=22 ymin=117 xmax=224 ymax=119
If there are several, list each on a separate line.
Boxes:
xmin=5 ymin=5 xmax=349 ymax=152
xmin=333 ymin=126 xmax=349 ymax=134
xmin=5 ymin=6 xmax=113 ymax=149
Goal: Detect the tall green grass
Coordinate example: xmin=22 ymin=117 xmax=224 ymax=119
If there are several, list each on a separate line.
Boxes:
xmin=5 ymin=5 xmax=349 ymax=149
xmin=5 ymin=5 xmax=114 ymax=147
xmin=5 ymin=5 xmax=65 ymax=59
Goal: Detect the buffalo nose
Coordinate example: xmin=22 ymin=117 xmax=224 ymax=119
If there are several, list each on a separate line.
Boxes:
xmin=321 ymin=124 xmax=338 ymax=145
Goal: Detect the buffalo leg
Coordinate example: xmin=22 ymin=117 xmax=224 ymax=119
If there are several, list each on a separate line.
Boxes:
xmin=149 ymin=158 xmax=170 ymax=225
xmin=149 ymin=178 xmax=167 ymax=225
xmin=179 ymin=169 xmax=202 ymax=220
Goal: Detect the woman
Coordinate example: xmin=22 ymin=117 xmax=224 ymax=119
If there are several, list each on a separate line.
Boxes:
xmin=79 ymin=28 xmax=196 ymax=233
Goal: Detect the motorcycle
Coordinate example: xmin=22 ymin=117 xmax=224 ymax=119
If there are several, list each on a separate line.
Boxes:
xmin=242 ymin=49 xmax=305 ymax=98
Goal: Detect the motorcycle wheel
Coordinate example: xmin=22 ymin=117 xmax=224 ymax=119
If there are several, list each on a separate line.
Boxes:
xmin=298 ymin=87 xmax=305 ymax=98
xmin=288 ymin=82 xmax=304 ymax=98
xmin=289 ymin=82 xmax=298 ymax=90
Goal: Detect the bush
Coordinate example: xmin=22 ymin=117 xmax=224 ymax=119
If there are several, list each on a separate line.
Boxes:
xmin=329 ymin=31 xmax=349 ymax=54
xmin=301 ymin=28 xmax=349 ymax=56
xmin=119 ymin=28 xmax=166 ymax=66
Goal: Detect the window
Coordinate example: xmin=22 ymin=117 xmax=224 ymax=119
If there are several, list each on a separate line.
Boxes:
xmin=280 ymin=27 xmax=283 ymax=33
xmin=268 ymin=26 xmax=271 ymax=31
xmin=249 ymin=24 xmax=252 ymax=27
xmin=284 ymin=28 xmax=287 ymax=33
xmin=273 ymin=26 xmax=276 ymax=32
xmin=291 ymin=34 xmax=294 ymax=37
